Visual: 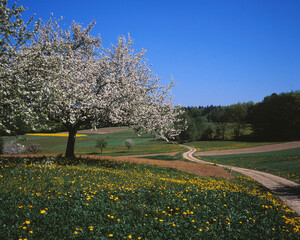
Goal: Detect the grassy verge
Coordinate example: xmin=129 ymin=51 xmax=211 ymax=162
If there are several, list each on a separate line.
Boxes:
xmin=0 ymin=156 xmax=299 ymax=239
xmin=186 ymin=141 xmax=281 ymax=152
xmin=199 ymin=148 xmax=300 ymax=183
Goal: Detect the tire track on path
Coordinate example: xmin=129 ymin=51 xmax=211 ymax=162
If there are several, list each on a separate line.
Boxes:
xmin=180 ymin=144 xmax=300 ymax=216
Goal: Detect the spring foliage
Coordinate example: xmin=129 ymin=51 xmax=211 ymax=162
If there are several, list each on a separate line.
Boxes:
xmin=6 ymin=15 xmax=183 ymax=157
xmin=0 ymin=0 xmax=40 ymax=134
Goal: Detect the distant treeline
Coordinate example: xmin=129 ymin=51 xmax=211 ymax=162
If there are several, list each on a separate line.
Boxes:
xmin=177 ymin=90 xmax=300 ymax=142
xmin=2 ymin=91 xmax=299 ymax=142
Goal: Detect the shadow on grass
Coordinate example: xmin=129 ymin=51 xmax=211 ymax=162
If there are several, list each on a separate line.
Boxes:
xmin=273 ymin=185 xmax=300 ymax=199
xmin=86 ymin=152 xmax=100 ymax=155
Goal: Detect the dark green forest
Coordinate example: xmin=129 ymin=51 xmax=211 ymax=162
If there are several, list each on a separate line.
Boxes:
xmin=177 ymin=91 xmax=300 ymax=142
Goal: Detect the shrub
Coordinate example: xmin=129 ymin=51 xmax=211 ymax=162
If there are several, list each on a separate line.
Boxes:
xmin=95 ymin=137 xmax=108 ymax=153
xmin=3 ymin=141 xmax=25 ymax=154
xmin=124 ymin=139 xmax=134 ymax=150
xmin=26 ymin=143 xmax=42 ymax=154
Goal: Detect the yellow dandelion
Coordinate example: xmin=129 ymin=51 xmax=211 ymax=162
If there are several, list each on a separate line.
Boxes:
xmin=40 ymin=210 xmax=46 ymax=214
xmin=109 ymin=234 xmax=113 ymax=237
xmin=128 ymin=235 xmax=132 ymax=239
xmin=25 ymin=221 xmax=30 ymax=224
xmin=199 ymin=228 xmax=203 ymax=232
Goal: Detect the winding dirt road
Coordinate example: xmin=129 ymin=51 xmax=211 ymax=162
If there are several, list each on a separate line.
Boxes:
xmin=181 ymin=144 xmax=300 ymax=216
xmin=195 ymin=141 xmax=300 ymax=156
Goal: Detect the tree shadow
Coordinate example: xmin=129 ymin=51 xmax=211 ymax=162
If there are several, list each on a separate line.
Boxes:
xmin=87 ymin=152 xmax=100 ymax=155
xmin=273 ymin=185 xmax=300 ymax=199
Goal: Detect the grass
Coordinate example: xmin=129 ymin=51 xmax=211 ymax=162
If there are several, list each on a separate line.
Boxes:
xmin=0 ymin=156 xmax=299 ymax=239
xmin=186 ymin=140 xmax=281 ymax=152
xmin=138 ymin=152 xmax=187 ymax=161
xmin=3 ymin=128 xmax=185 ymax=156
xmin=199 ymin=148 xmax=300 ymax=183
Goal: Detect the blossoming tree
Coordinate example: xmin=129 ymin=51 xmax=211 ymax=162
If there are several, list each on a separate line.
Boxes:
xmin=0 ymin=0 xmax=40 ymax=134
xmin=15 ymin=17 xmax=183 ymax=158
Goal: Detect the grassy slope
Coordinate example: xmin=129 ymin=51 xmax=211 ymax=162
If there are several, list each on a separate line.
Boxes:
xmin=199 ymin=148 xmax=300 ymax=183
xmin=4 ymin=129 xmax=185 ymax=156
xmin=0 ymin=157 xmax=299 ymax=239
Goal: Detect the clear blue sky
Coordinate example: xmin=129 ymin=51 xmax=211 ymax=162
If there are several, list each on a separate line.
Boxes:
xmin=21 ymin=0 xmax=300 ymax=107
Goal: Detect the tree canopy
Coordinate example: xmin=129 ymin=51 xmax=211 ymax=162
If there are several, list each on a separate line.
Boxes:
xmin=0 ymin=0 xmax=40 ymax=134
xmin=249 ymin=91 xmax=300 ymax=140
xmin=13 ymin=17 xmax=183 ymax=158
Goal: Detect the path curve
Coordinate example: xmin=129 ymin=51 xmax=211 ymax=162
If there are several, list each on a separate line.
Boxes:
xmin=195 ymin=141 xmax=300 ymax=156
xmin=180 ymin=144 xmax=300 ymax=216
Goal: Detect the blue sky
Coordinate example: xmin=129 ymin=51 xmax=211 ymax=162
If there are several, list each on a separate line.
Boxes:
xmin=21 ymin=0 xmax=300 ymax=106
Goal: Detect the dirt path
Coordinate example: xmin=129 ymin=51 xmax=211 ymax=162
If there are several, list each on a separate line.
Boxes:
xmin=195 ymin=141 xmax=300 ymax=156
xmin=181 ymin=145 xmax=300 ymax=216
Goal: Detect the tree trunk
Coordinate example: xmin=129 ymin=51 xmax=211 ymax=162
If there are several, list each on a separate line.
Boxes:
xmin=65 ymin=128 xmax=77 ymax=159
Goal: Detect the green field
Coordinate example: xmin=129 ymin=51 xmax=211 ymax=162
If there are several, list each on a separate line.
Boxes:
xmin=186 ymin=140 xmax=280 ymax=152
xmin=0 ymin=156 xmax=299 ymax=239
xmin=199 ymin=148 xmax=300 ymax=183
xmin=3 ymin=128 xmax=185 ymax=156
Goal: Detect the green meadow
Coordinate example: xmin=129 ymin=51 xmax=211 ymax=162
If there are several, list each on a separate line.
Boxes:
xmin=0 ymin=156 xmax=299 ymax=239
xmin=199 ymin=148 xmax=300 ymax=183
xmin=1 ymin=128 xmax=300 ymax=239
xmin=3 ymin=128 xmax=185 ymax=156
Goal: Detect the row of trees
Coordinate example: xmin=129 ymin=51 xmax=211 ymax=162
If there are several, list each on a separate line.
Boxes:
xmin=177 ymin=102 xmax=252 ymax=142
xmin=250 ymin=91 xmax=300 ymax=140
xmin=178 ymin=91 xmax=300 ymax=142
xmin=0 ymin=0 xmax=184 ymax=158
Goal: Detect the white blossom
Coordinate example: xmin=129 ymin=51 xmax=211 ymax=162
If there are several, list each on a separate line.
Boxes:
xmin=0 ymin=0 xmax=40 ymax=134
xmin=13 ymin=17 xmax=184 ymax=157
